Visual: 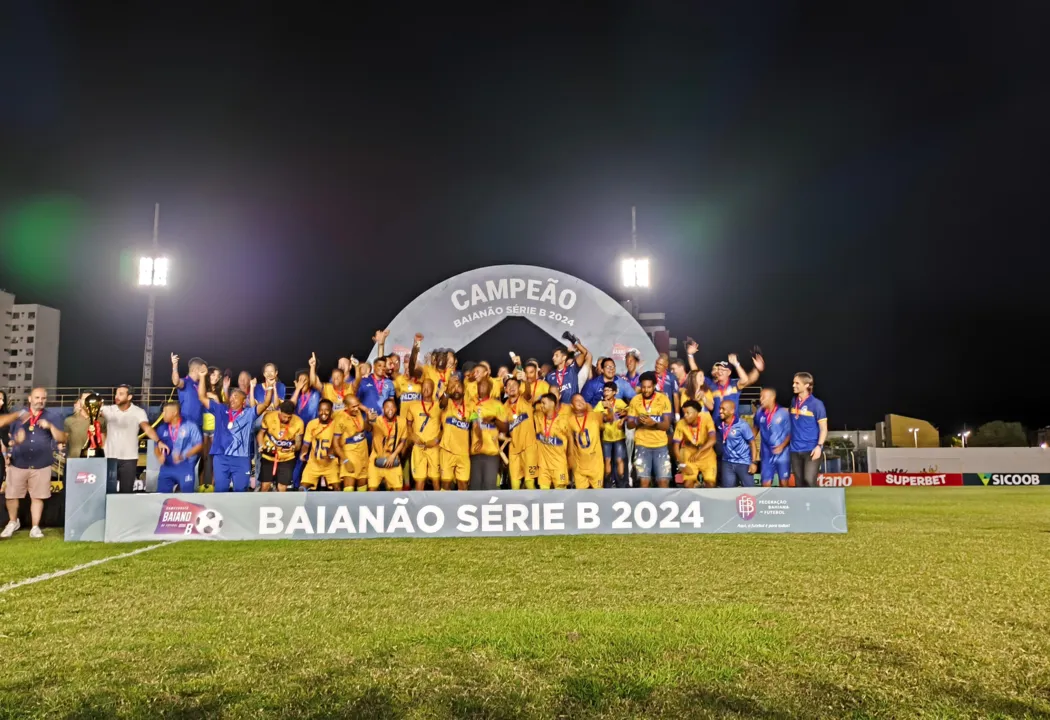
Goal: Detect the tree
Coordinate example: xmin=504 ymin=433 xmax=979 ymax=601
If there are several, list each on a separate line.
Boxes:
xmin=968 ymin=421 xmax=1027 ymax=447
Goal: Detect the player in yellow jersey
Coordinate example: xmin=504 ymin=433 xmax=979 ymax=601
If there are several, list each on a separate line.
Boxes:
xmin=534 ymin=392 xmax=572 ymax=489
xmin=395 ymin=366 xmax=424 ymax=416
xmin=404 ymin=378 xmax=443 ymax=490
xmin=503 ymin=376 xmax=539 ymax=489
xmin=465 ymin=361 xmax=503 ymax=406
xmin=408 ymin=332 xmax=459 ymax=399
xmin=521 ymin=359 xmax=551 ymax=403
xmin=368 ymin=398 xmax=408 ymax=490
xmin=257 ymin=401 xmax=305 ymax=492
xmin=438 ymin=378 xmax=471 ymax=491
xmin=596 ymin=381 xmax=629 ymax=488
xmin=308 ymin=352 xmax=352 ymax=412
xmin=672 ymin=400 xmax=717 ymax=487
xmin=299 ymin=400 xmax=344 ymax=490
xmin=469 ymin=378 xmax=508 ymax=491
xmin=627 ymin=372 xmax=674 ymax=488
xmin=568 ymin=394 xmax=605 ymax=489
xmin=336 ymin=395 xmax=372 ymax=491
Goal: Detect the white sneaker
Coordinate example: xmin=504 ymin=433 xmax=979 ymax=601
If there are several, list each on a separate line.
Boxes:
xmin=0 ymin=519 xmax=20 ymax=538
xmin=29 ymin=526 xmax=44 ymax=539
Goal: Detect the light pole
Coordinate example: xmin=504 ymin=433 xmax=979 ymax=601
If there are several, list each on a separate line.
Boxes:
xmin=620 ymin=206 xmax=651 ymax=318
xmin=908 ymin=427 xmax=919 ymax=448
xmin=959 ymin=430 xmax=970 ymax=448
xmin=138 ymin=203 xmax=168 ymax=407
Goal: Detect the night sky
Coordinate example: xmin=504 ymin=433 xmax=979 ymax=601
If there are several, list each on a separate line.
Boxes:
xmin=1 ymin=3 xmax=1047 ymax=432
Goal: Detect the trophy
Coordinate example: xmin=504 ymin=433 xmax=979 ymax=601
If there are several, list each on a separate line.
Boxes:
xmin=561 ymin=331 xmax=580 ymax=346
xmin=81 ymin=393 xmax=105 ymax=458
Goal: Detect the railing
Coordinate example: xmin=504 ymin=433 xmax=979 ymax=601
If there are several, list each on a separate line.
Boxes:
xmin=3 ymin=386 xmax=180 ymax=409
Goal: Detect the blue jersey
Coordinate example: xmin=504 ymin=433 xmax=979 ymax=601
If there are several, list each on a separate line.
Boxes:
xmin=9 ymin=409 xmax=62 ymax=470
xmin=357 ymin=375 xmax=395 ymax=415
xmin=720 ymin=418 xmax=755 ymax=465
xmin=621 ymin=372 xmax=641 ymax=392
xmin=546 ymin=363 xmax=581 ymax=404
xmin=253 ymin=381 xmax=287 ymax=413
xmin=582 ymin=375 xmax=636 ymax=405
xmin=158 ymin=420 xmax=203 ymax=467
xmin=790 ymin=395 xmax=827 ymax=452
xmin=653 ymin=372 xmax=678 ymax=408
xmin=710 ymin=379 xmax=741 ymax=420
xmin=755 ymin=406 xmax=791 ymax=451
xmin=294 ymin=389 xmax=321 ymax=426
xmin=208 ymin=402 xmax=259 ymax=458
xmin=177 ymin=377 xmax=204 ymax=426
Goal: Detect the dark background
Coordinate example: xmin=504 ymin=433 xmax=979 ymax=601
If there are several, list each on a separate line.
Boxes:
xmin=1 ymin=2 xmax=1047 ymax=432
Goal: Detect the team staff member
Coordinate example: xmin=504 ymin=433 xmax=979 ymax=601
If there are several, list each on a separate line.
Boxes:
xmin=338 ymin=396 xmax=372 ymax=491
xmin=708 ymin=352 xmax=764 ymax=421
xmin=755 ymin=388 xmax=791 ymax=487
xmin=503 ymin=376 xmax=539 ymax=489
xmin=582 ymin=358 xmax=636 ymax=406
xmin=103 ymin=385 xmax=168 ymax=493
xmin=627 ymin=372 xmax=673 ymax=488
xmin=404 ymin=379 xmax=442 ymax=491
xmin=718 ymin=399 xmax=758 ymax=487
xmin=356 ymin=352 xmax=394 ymax=416
xmin=620 ymin=349 xmax=643 ymax=473
xmin=789 ymin=372 xmax=827 ymax=487
xmin=569 ymin=394 xmax=604 ymax=489
xmin=198 ymin=376 xmax=265 ymax=492
xmin=309 ymin=352 xmax=352 ymax=412
xmin=672 ymin=401 xmax=716 ymax=488
xmin=439 ymin=378 xmax=471 ymax=491
xmin=653 ymin=354 xmax=679 ymax=417
xmin=368 ymin=398 xmax=407 ymax=491
xmin=534 ymin=393 xmax=572 ymax=489
xmin=469 ymin=378 xmax=508 ymax=491
xmin=597 ymin=382 xmax=629 ymax=488
xmin=258 ymin=400 xmax=305 ymax=492
xmin=155 ymin=400 xmax=204 ymax=493
xmin=300 ymin=399 xmax=345 ymax=490
xmin=0 ymin=388 xmax=68 ymax=539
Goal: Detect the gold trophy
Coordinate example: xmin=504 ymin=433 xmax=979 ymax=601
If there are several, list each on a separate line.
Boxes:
xmin=81 ymin=393 xmax=106 ymax=458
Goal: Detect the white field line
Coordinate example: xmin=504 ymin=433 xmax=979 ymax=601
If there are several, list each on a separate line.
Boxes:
xmin=0 ymin=541 xmax=173 ymax=595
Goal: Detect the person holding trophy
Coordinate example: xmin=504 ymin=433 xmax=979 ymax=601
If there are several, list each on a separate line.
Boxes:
xmin=63 ymin=392 xmax=108 ymax=466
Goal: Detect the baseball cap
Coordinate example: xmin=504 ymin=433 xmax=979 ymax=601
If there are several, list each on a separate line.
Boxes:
xmin=713 ymin=360 xmax=731 ymax=371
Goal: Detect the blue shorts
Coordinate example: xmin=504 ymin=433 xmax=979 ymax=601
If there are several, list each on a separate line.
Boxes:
xmin=602 ymin=440 xmax=627 ymax=462
xmin=157 ymin=465 xmax=197 ymax=493
xmin=720 ymin=461 xmax=756 ymax=488
xmin=634 ymin=445 xmax=672 ymax=481
xmin=212 ymin=455 xmax=252 ymax=492
xmin=760 ymin=448 xmax=791 ymax=484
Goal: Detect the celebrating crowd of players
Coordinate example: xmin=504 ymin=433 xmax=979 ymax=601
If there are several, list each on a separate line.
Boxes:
xmin=159 ymin=329 xmax=828 ymax=494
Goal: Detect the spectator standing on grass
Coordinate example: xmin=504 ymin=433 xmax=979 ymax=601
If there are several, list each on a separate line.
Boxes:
xmin=789 ymin=372 xmax=827 ymax=487
xmin=0 ymin=387 xmax=68 ymax=538
xmin=102 ymin=385 xmax=170 ymax=493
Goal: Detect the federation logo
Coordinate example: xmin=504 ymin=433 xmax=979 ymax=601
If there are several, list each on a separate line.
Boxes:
xmin=75 ymin=472 xmax=97 ymax=484
xmin=155 ymin=498 xmax=223 ymax=536
xmin=737 ymin=493 xmax=757 ymax=521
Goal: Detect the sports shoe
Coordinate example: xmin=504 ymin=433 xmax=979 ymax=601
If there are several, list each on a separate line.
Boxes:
xmin=29 ymin=526 xmax=44 ymax=539
xmin=0 ymin=519 xmax=20 ymax=538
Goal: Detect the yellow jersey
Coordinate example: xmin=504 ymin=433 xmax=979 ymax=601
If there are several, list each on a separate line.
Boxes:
xmin=628 ymin=393 xmax=673 ymax=448
xmin=371 ymin=415 xmax=408 ymax=457
xmin=337 ymin=409 xmax=370 ymax=465
xmin=523 ymin=378 xmax=551 ymax=402
xmin=535 ymin=413 xmax=572 ymax=472
xmin=259 ymin=411 xmax=305 ymax=462
xmin=394 ymin=375 xmax=423 ymax=413
xmin=673 ymin=415 xmax=716 ymax=465
xmin=422 ymin=365 xmax=457 ymax=398
xmin=439 ymin=399 xmax=471 ymax=456
xmin=471 ymin=398 xmax=506 ymax=456
xmin=304 ymin=418 xmax=342 ymax=469
xmin=403 ymin=399 xmax=442 ymax=446
xmin=321 ymin=382 xmax=352 ymax=412
xmin=504 ymin=398 xmax=536 ymax=454
xmin=568 ymin=409 xmax=604 ymax=462
xmin=594 ymin=399 xmax=628 ymax=443
xmin=680 ymin=387 xmax=714 ymax=412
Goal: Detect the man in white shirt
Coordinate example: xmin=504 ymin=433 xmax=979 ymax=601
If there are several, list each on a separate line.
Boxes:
xmin=101 ymin=385 xmax=169 ymax=493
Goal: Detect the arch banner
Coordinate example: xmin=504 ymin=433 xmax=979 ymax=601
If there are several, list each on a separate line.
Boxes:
xmin=370 ymin=265 xmax=658 ymax=368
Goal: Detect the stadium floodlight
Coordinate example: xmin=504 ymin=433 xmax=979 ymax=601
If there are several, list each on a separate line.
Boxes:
xmin=908 ymin=427 xmax=919 ymax=448
xmin=958 ymin=430 xmax=971 ymax=448
xmin=862 ymin=435 xmax=869 ymax=442
xmin=138 ymin=256 xmax=169 ymax=287
xmin=621 ymin=257 xmax=650 ymax=289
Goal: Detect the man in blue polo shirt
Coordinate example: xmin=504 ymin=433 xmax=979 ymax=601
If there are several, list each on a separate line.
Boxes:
xmin=356 ymin=355 xmax=395 ymax=416
xmin=155 ymin=400 xmax=204 ymax=493
xmin=755 ymin=388 xmax=791 ymax=487
xmin=718 ymin=399 xmax=758 ymax=488
xmin=789 ymin=372 xmax=828 ymax=487
xmin=582 ymin=357 xmax=635 ymax=406
xmin=0 ymin=387 xmax=68 ymax=538
xmin=198 ymin=376 xmax=266 ymax=492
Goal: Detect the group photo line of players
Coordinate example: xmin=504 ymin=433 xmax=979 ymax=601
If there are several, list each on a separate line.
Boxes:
xmin=153 ymin=328 xmax=829 ymax=494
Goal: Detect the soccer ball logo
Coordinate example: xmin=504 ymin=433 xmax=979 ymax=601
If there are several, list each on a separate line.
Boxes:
xmin=195 ymin=509 xmax=224 ymax=536
xmin=737 ymin=494 xmax=757 ymax=521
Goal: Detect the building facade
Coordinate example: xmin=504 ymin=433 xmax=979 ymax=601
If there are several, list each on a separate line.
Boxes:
xmin=2 ymin=293 xmax=61 ymax=401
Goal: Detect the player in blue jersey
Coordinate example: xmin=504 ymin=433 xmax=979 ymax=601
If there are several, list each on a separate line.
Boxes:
xmin=717 ymin=399 xmax=758 ymax=487
xmin=170 ymin=353 xmax=207 ymax=428
xmin=545 ymin=337 xmax=592 ymax=406
xmin=356 ymin=353 xmax=395 ymax=416
xmin=754 ymin=388 xmax=791 ymax=487
xmin=155 ymin=400 xmax=204 ymax=493
xmin=198 ymin=375 xmax=266 ymax=492
xmin=789 ymin=372 xmax=828 ymax=487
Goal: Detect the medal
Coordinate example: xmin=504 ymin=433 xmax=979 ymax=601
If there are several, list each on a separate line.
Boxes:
xmin=722 ymin=418 xmax=734 ymax=444
xmin=690 ymin=422 xmax=701 ymax=446
xmin=228 ymin=407 xmax=243 ymax=431
xmin=574 ymin=410 xmax=588 ymax=434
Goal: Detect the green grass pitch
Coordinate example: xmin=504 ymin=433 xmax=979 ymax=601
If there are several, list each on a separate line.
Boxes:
xmin=0 ymin=488 xmax=1047 ymax=719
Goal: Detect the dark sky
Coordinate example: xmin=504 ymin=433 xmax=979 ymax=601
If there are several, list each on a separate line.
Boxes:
xmin=1 ymin=2 xmax=1047 ymax=432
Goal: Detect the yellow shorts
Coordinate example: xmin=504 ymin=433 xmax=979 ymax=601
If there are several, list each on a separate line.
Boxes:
xmin=340 ymin=451 xmax=370 ymax=481
xmin=300 ymin=463 xmax=341 ymax=489
xmin=574 ymin=457 xmax=604 ymax=489
xmin=440 ymin=449 xmax=470 ymax=483
xmin=538 ymin=465 xmax=569 ymax=490
xmin=368 ymin=456 xmax=405 ymax=490
xmin=509 ymin=446 xmax=539 ymax=483
xmin=411 ymin=445 xmax=441 ymax=480
xmin=681 ymin=460 xmax=717 ymax=486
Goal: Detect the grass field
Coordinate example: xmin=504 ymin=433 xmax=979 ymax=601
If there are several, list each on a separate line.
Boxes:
xmin=0 ymin=488 xmax=1048 ymax=719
